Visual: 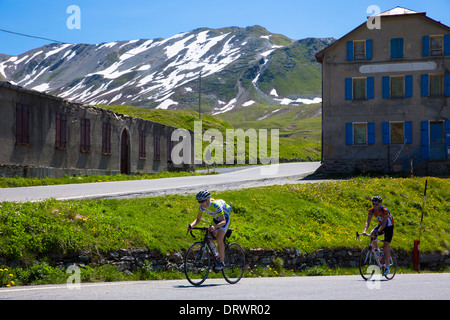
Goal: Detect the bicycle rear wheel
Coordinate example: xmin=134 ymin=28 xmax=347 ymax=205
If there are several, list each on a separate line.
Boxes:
xmin=184 ymin=242 xmax=211 ymax=286
xmin=358 ymin=247 xmax=378 ymax=281
xmin=222 ymin=243 xmax=245 ymax=284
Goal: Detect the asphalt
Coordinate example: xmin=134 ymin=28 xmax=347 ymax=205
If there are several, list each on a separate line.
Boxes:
xmin=0 ymin=162 xmax=322 ymax=202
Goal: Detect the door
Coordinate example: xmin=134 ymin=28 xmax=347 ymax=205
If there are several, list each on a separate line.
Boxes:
xmin=430 ymin=121 xmax=445 ymax=159
xmin=120 ymin=130 xmax=129 ymax=174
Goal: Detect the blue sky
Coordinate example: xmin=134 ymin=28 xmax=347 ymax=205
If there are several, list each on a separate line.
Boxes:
xmin=1 ymin=0 xmax=450 ymax=56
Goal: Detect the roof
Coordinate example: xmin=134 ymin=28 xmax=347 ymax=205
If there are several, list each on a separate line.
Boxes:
xmin=376 ymin=6 xmax=423 ymax=16
xmin=315 ymin=7 xmax=450 ymax=63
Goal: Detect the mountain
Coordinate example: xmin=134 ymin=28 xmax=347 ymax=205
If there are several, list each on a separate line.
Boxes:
xmin=0 ymin=26 xmax=333 ymax=114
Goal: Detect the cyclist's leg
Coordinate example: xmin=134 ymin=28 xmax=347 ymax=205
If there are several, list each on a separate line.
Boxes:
xmin=216 ymin=229 xmax=226 ymax=263
xmin=382 ymin=226 xmax=394 ymax=270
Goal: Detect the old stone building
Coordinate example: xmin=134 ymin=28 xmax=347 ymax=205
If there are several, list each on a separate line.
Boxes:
xmin=315 ymin=7 xmax=450 ymax=175
xmin=0 ymin=81 xmax=193 ymax=178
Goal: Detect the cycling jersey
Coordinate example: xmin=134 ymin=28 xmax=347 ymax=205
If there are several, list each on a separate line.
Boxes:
xmin=369 ymin=206 xmax=394 ymax=227
xmin=199 ymin=199 xmax=232 ymax=229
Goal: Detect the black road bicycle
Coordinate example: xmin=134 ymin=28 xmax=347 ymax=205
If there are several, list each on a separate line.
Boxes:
xmin=184 ymin=227 xmax=246 ymax=286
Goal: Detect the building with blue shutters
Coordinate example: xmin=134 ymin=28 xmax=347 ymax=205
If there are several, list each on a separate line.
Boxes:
xmin=315 ymin=7 xmax=450 ymax=175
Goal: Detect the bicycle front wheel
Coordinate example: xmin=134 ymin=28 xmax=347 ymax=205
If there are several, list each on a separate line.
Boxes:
xmin=358 ymin=247 xmax=378 ymax=281
xmin=383 ymin=249 xmax=397 ymax=280
xmin=222 ymin=243 xmax=245 ymax=284
xmin=184 ymin=242 xmax=211 ymax=286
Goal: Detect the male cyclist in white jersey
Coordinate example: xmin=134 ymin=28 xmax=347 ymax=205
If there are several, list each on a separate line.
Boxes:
xmin=188 ymin=190 xmax=232 ymax=270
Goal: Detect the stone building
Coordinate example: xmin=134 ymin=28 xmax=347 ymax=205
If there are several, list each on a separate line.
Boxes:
xmin=315 ymin=7 xmax=450 ymax=175
xmin=0 ymin=81 xmax=193 ymax=178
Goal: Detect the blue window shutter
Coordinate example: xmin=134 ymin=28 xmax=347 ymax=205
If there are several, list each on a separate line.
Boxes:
xmin=445 ymin=120 xmax=450 ymax=151
xmin=382 ymin=122 xmax=390 ymax=144
xmin=382 ymin=76 xmax=390 ymax=98
xmin=421 ymin=121 xmax=429 ymax=159
xmin=367 ymin=123 xmax=375 ymax=144
xmin=347 ymin=41 xmax=353 ymax=61
xmin=345 ymin=78 xmax=352 ymax=100
xmin=367 ymin=77 xmax=374 ymax=99
xmin=444 ymin=35 xmax=450 ymax=55
xmin=345 ymin=123 xmax=353 ymax=145
xmin=421 ymin=74 xmax=429 ymax=97
xmin=422 ymin=36 xmax=430 ymax=57
xmin=405 ymin=75 xmax=413 ymax=98
xmin=405 ymin=121 xmax=413 ymax=144
xmin=444 ymin=74 xmax=450 ymax=96
xmin=390 ymin=38 xmax=403 ymax=58
xmin=366 ymin=40 xmax=373 ymax=60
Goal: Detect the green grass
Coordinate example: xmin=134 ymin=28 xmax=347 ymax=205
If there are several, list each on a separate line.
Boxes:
xmin=0 ymin=171 xmax=208 ymax=188
xmin=0 ymin=177 xmax=447 ymax=260
xmin=0 ymin=176 xmax=448 ymax=285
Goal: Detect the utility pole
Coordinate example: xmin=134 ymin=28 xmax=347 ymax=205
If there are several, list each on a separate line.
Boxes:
xmin=198 ymin=71 xmax=202 ymax=120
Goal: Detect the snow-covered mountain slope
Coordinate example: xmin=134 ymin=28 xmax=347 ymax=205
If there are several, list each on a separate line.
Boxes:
xmin=0 ymin=26 xmax=333 ymax=114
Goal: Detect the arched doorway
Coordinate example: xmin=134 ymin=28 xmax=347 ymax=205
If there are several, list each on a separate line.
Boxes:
xmin=120 ymin=129 xmax=130 ymax=174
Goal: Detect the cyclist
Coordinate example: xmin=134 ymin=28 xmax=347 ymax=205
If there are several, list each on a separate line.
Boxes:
xmin=188 ymin=190 xmax=232 ymax=271
xmin=362 ymin=196 xmax=394 ymax=275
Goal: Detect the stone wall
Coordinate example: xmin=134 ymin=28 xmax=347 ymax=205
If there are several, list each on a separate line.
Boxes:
xmin=19 ymin=247 xmax=448 ymax=273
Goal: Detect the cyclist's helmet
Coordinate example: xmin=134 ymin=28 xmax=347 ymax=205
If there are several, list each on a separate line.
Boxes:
xmin=371 ymin=196 xmax=383 ymax=203
xmin=196 ymin=190 xmax=211 ymax=201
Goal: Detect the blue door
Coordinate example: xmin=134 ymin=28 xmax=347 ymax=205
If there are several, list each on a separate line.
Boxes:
xmin=429 ymin=121 xmax=445 ymax=159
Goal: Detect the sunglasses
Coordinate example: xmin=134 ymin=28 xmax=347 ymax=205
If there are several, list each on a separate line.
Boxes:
xmin=198 ymin=199 xmax=207 ymax=204
xmin=372 ymin=202 xmax=381 ymax=205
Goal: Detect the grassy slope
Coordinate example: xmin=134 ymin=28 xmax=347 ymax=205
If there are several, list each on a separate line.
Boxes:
xmin=0 ymin=177 xmax=448 ymax=264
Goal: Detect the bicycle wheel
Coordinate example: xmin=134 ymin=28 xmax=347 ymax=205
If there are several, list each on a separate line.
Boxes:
xmin=222 ymin=243 xmax=245 ymax=284
xmin=358 ymin=247 xmax=378 ymax=281
xmin=184 ymin=242 xmax=211 ymax=286
xmin=383 ymin=249 xmax=397 ymax=280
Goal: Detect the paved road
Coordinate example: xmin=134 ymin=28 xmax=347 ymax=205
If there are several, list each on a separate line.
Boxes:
xmin=0 ymin=162 xmax=321 ymax=202
xmin=0 ymin=274 xmax=448 ymax=301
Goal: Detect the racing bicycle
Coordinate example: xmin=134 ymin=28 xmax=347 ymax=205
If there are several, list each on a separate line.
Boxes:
xmin=184 ymin=227 xmax=246 ymax=286
xmin=356 ymin=232 xmax=397 ymax=280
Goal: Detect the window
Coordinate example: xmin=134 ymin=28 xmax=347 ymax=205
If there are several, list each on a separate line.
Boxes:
xmin=153 ymin=131 xmax=160 ymax=161
xmin=16 ymin=103 xmax=30 ymax=145
xmin=391 ymin=77 xmax=404 ymax=98
xmin=346 ymin=40 xmax=373 ymax=61
xmin=345 ymin=77 xmax=374 ymax=100
xmin=423 ymin=35 xmax=450 ymax=56
xmin=430 ymin=35 xmax=443 ymax=56
xmin=354 ymin=41 xmax=366 ymax=60
xmin=390 ymin=122 xmax=405 ymax=144
xmin=139 ymin=130 xmax=146 ymax=159
xmin=421 ymin=120 xmax=450 ymax=159
xmin=382 ymin=121 xmax=412 ymax=145
xmin=354 ymin=123 xmax=367 ymax=145
xmin=80 ymin=118 xmax=90 ymax=153
xmin=430 ymin=74 xmax=443 ymax=96
xmin=102 ymin=122 xmax=111 ymax=155
xmin=353 ymin=78 xmax=366 ymax=100
xmin=421 ymin=74 xmax=450 ymax=96
xmin=345 ymin=122 xmax=375 ymax=145
xmin=383 ymin=75 xmax=413 ymax=98
xmin=56 ymin=112 xmax=67 ymax=150
xmin=390 ymin=38 xmax=404 ymax=59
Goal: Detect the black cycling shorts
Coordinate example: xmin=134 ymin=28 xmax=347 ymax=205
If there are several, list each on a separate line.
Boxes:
xmin=375 ymin=225 xmax=394 ymax=243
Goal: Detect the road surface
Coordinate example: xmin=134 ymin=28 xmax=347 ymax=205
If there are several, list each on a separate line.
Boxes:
xmin=0 ymin=162 xmax=321 ymax=202
xmin=0 ymin=274 xmax=448 ymax=301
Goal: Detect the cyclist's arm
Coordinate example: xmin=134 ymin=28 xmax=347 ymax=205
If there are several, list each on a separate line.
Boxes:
xmin=378 ymin=215 xmax=388 ymax=232
xmin=211 ymin=214 xmax=226 ymax=231
xmin=362 ymin=212 xmax=373 ymax=235
xmin=189 ymin=211 xmax=203 ymax=230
